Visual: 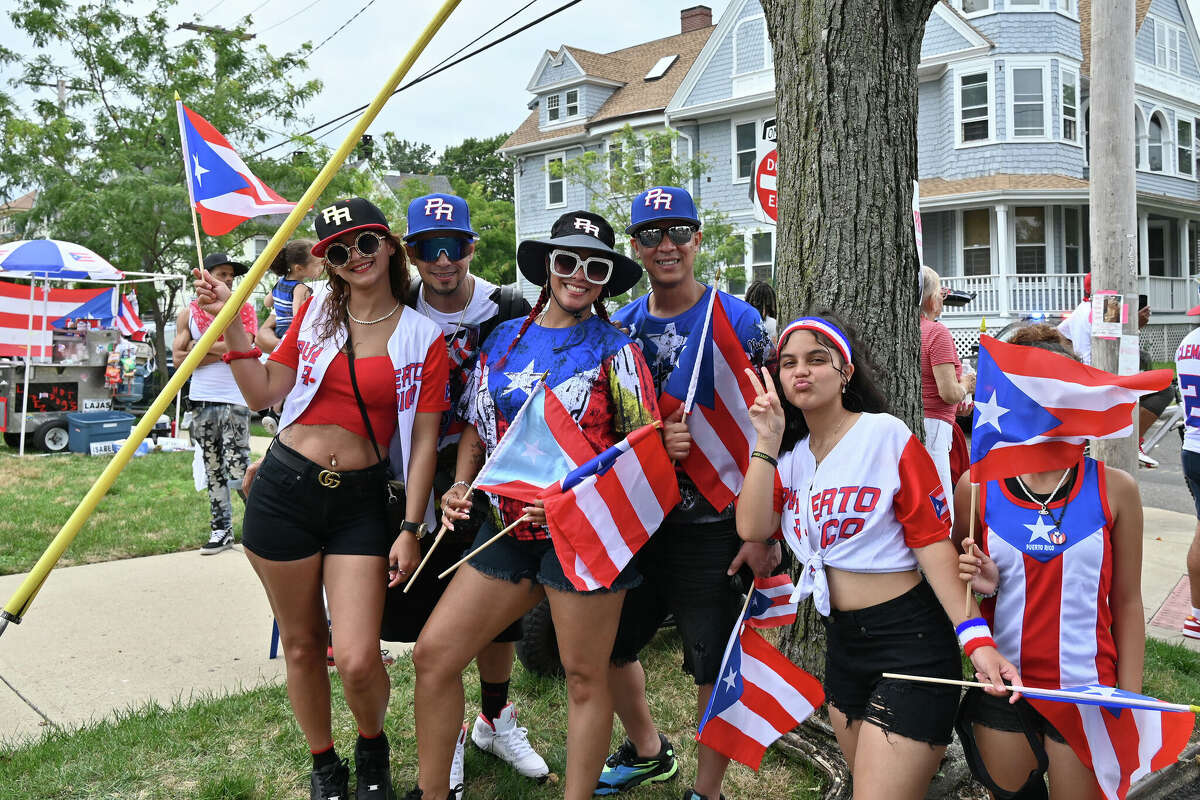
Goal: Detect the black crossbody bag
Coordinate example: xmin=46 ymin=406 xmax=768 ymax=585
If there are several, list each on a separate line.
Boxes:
xmin=344 ymin=332 xmax=406 ymax=530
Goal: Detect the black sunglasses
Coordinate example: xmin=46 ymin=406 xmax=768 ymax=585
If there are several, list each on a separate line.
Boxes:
xmin=324 ymin=231 xmax=384 ymax=268
xmin=634 ymin=225 xmax=697 ymax=248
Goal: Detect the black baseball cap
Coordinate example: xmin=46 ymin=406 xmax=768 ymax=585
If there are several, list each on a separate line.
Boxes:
xmin=202 ymin=252 xmax=248 ymax=277
xmin=312 ymin=197 xmax=391 ymax=257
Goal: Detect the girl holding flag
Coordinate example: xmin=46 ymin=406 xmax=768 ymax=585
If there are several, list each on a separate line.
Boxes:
xmin=737 ymin=312 xmax=1020 ymax=800
xmin=955 ymin=325 xmax=1147 ymax=800
xmin=409 ymin=211 xmax=661 ymax=800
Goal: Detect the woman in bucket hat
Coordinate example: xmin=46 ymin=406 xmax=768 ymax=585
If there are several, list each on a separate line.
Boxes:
xmin=406 ymin=211 xmax=661 ymax=800
xmin=193 ymin=197 xmax=447 ymax=800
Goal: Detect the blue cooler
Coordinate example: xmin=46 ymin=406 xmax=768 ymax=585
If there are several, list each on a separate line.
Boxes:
xmin=66 ymin=411 xmax=136 ymax=454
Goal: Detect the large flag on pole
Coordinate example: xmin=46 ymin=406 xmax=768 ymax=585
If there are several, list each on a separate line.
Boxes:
xmin=659 ymin=291 xmax=758 ymax=510
xmin=540 ymin=423 xmax=680 ymax=591
xmin=176 ymin=100 xmax=297 ymax=236
xmin=970 ymin=335 xmax=1173 ymax=480
xmin=1024 ymin=685 xmax=1195 ymax=800
xmin=0 ymin=280 xmax=114 ymax=358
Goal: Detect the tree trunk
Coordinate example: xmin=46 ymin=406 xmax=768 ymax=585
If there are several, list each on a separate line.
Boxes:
xmin=762 ymin=3 xmax=958 ymax=796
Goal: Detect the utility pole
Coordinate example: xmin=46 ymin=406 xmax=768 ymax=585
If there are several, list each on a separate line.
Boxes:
xmin=1089 ymin=0 xmax=1137 ymax=473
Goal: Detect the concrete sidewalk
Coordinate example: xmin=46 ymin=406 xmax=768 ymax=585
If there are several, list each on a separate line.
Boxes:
xmin=0 ymin=504 xmax=1196 ymax=749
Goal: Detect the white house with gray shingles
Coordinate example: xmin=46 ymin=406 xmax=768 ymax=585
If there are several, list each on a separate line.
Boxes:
xmin=500 ymin=0 xmax=1200 ymax=359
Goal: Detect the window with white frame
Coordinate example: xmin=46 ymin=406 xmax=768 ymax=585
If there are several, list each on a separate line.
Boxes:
xmin=962 ymin=209 xmax=991 ymax=276
xmin=1148 ymin=113 xmax=1166 ymax=172
xmin=958 ymin=71 xmax=991 ymax=144
xmin=1014 ymin=207 xmax=1047 ymax=274
xmin=1194 ymin=118 xmax=1200 ymax=175
xmin=546 ymin=94 xmax=560 ymax=123
xmin=1148 ymin=221 xmax=1167 ymax=276
xmin=1057 ymin=0 xmax=1076 ymax=13
xmin=1179 ymin=117 xmax=1194 ymax=176
xmin=1011 ymin=67 xmax=1046 ymax=138
xmin=565 ymin=89 xmax=579 ymax=118
xmin=1063 ymin=207 xmax=1082 ymax=272
xmin=734 ymin=121 xmax=756 ymax=181
xmin=1155 ymin=20 xmax=1182 ymax=74
xmin=958 ymin=0 xmax=990 ymax=14
xmin=1008 ymin=0 xmax=1041 ymax=7
xmin=1061 ymin=68 xmax=1079 ymax=143
xmin=733 ymin=16 xmax=771 ymax=76
xmin=607 ymin=139 xmax=646 ymax=178
xmin=751 ymin=231 xmax=773 ymax=283
xmin=546 ymin=154 xmax=565 ymax=207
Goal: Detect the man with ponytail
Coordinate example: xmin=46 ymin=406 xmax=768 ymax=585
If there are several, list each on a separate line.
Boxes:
xmin=597 ymin=186 xmax=777 ymax=800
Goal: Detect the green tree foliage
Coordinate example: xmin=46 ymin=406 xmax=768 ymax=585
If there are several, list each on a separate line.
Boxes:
xmin=0 ymin=0 xmax=363 ymax=380
xmin=370 ymin=132 xmax=437 ymax=174
xmin=554 ymin=125 xmax=745 ymax=298
xmin=438 ymin=133 xmax=514 ymax=203
xmin=453 ymin=180 xmax=516 ymax=287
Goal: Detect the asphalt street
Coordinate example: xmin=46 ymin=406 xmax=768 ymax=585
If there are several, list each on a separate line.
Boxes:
xmin=1136 ymin=421 xmax=1195 ymax=517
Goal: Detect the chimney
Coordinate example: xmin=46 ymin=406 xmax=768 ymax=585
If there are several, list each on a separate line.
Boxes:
xmin=680 ymin=5 xmax=712 ymax=34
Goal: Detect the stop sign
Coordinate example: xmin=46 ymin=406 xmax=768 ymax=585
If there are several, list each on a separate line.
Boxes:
xmin=755 ymin=148 xmax=777 ymax=223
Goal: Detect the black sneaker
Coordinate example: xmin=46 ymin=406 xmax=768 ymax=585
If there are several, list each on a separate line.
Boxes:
xmin=595 ymin=734 xmax=678 ymax=795
xmin=199 ymin=529 xmax=233 ymax=555
xmin=401 ymin=789 xmax=423 ymax=800
xmin=311 ymin=757 xmax=350 ymax=800
xmin=355 ymin=739 xmax=396 ymax=800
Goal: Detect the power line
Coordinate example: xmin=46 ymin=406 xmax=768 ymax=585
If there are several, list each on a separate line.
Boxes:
xmin=306 ymin=0 xmax=380 ymax=58
xmin=199 ymin=0 xmax=231 ymax=20
xmin=256 ymin=0 xmax=328 ymax=35
xmin=252 ymin=0 xmax=583 ymax=159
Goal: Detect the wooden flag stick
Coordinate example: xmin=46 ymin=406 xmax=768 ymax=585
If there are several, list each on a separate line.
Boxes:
xmin=881 ymin=673 xmax=1200 ymax=714
xmin=437 ymin=514 xmax=531 ymax=580
xmin=402 ymin=521 xmax=450 ymax=593
xmin=964 ymin=481 xmax=979 ymax=618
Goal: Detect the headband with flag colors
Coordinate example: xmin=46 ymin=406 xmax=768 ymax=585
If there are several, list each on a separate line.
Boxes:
xmin=540 ymin=423 xmax=680 ymax=591
xmin=969 ymin=335 xmax=1173 ymax=480
xmin=778 ymin=317 xmax=853 ymax=365
xmin=660 ymin=290 xmax=759 ymax=510
xmin=176 ymin=100 xmax=297 ymax=236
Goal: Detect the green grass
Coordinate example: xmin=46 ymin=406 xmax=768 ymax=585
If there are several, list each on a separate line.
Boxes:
xmin=0 ymin=450 xmax=242 ymax=575
xmin=0 ymin=630 xmax=824 ymax=800
xmin=1143 ymin=637 xmax=1200 ymax=716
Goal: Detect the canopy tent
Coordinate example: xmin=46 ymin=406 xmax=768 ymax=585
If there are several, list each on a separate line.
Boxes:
xmin=0 ymin=239 xmax=187 ymax=456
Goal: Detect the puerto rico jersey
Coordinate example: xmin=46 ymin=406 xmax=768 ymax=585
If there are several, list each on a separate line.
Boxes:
xmin=464 ymin=315 xmax=660 ymax=540
xmin=979 ymin=456 xmax=1117 ymax=688
xmin=1176 ymin=327 xmax=1200 ymax=454
xmin=770 ymin=412 xmax=951 ymax=616
xmin=613 ymin=285 xmax=773 ymax=520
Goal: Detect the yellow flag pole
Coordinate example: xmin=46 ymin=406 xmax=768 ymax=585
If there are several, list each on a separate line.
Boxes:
xmin=0 ymin=0 xmax=464 ymax=637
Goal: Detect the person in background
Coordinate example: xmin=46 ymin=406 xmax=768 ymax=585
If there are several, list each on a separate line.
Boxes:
xmin=1057 ymin=273 xmax=1092 ymax=365
xmin=920 ymin=266 xmax=974 ymax=522
xmin=255 ymin=239 xmax=321 ymax=434
xmin=744 ymin=279 xmax=778 ymax=341
xmin=1175 ymin=294 xmax=1200 ymax=640
xmin=172 ymin=252 xmax=256 ymax=555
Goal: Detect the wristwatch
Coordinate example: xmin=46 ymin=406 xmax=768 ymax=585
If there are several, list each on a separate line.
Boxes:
xmin=399 ymin=520 xmax=428 ymax=539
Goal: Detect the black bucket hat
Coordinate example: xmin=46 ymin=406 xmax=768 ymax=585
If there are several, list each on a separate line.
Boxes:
xmin=202 ymin=252 xmax=248 ymax=277
xmin=516 ymin=210 xmax=642 ymax=297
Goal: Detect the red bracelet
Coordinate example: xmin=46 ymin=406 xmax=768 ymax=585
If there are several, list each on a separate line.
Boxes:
xmin=221 ymin=346 xmax=262 ymax=363
xmin=963 ymin=637 xmax=997 ymax=657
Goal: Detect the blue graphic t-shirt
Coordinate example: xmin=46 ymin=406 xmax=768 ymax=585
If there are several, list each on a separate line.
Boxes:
xmin=613 ymin=285 xmax=774 ymax=521
xmin=464 ymin=315 xmax=660 ymax=540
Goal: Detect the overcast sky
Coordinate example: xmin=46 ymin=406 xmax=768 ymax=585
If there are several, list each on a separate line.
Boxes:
xmin=0 ymin=0 xmax=730 ymax=158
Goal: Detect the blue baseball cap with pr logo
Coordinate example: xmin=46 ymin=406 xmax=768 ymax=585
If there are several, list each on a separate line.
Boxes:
xmin=626 ymin=186 xmax=701 ymax=235
xmin=403 ymin=193 xmax=477 ymax=242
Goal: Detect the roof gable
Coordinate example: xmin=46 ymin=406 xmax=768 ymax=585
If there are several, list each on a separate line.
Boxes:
xmin=1079 ymin=0 xmax=1154 ymax=75
xmin=528 ymin=48 xmax=586 ymax=91
xmin=921 ymin=3 xmax=992 ymax=62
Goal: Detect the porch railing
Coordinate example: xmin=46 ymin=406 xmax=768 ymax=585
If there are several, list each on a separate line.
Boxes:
xmin=940 ymin=273 xmax=1196 ymax=316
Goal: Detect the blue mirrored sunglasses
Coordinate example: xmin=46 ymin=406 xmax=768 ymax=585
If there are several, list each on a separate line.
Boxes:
xmin=412 ymin=236 xmax=470 ymax=263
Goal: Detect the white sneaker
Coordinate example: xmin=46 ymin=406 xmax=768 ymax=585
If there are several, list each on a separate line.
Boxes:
xmin=1138 ymin=448 xmax=1159 ymax=469
xmin=450 ymin=722 xmax=466 ymax=799
xmin=261 ymin=415 xmax=278 ymax=435
xmin=470 ymin=703 xmax=549 ymax=779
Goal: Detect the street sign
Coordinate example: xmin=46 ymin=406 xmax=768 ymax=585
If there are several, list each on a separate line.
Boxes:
xmin=753 ymin=117 xmax=778 ymax=225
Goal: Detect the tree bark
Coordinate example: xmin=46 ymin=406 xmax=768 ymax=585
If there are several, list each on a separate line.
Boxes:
xmin=763 ymin=2 xmax=950 ymax=795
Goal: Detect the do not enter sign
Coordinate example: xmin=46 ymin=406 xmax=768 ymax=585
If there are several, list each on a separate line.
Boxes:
xmin=754 ymin=148 xmax=777 ymax=224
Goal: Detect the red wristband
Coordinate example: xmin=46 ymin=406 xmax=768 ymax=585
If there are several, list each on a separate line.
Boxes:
xmin=221 ymin=346 xmax=262 ymax=363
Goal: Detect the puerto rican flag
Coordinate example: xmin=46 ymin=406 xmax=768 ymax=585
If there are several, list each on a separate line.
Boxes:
xmin=176 ymin=100 xmax=296 ymax=236
xmin=696 ymin=621 xmax=823 ymax=769
xmin=745 ymin=575 xmax=799 ymax=630
xmin=0 ymin=279 xmax=114 ymax=358
xmin=473 ymin=377 xmax=595 ymax=505
xmin=540 ymin=423 xmax=679 ymax=591
xmin=115 ymin=292 xmax=146 ymax=340
xmin=970 ymin=335 xmax=1173 ymax=480
xmin=1025 ymin=685 xmax=1195 ymax=799
xmin=660 ymin=291 xmax=758 ymax=511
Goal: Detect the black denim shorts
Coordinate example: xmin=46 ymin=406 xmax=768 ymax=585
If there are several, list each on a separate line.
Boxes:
xmin=1184 ymin=449 xmax=1200 ymax=518
xmin=822 ymin=579 xmax=962 ymax=746
xmin=958 ymin=687 xmax=1065 ymax=744
xmin=242 ymin=441 xmax=393 ymax=561
xmin=610 ymin=517 xmax=746 ymax=684
xmin=468 ymin=518 xmax=640 ymax=594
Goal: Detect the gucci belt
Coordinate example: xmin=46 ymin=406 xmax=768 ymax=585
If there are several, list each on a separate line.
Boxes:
xmin=317 ymin=469 xmax=342 ymax=488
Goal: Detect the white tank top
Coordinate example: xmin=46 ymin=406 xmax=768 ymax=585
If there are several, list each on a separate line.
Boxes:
xmin=187 ymin=315 xmax=249 ymax=406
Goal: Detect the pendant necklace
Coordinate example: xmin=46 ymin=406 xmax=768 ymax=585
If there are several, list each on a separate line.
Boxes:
xmin=1014 ymin=468 xmax=1071 ymax=516
xmin=348 ymin=300 xmax=400 ymax=325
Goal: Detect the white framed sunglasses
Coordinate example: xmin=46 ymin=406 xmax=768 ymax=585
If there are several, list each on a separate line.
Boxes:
xmin=548 ymin=248 xmax=613 ymax=285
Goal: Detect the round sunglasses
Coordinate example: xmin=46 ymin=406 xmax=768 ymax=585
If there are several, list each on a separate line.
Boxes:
xmin=634 ymin=225 xmax=697 ymax=248
xmin=323 ymin=231 xmax=384 ymax=268
xmin=549 ymin=248 xmax=613 ymax=285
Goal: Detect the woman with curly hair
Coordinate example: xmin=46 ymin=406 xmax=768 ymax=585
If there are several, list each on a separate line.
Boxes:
xmin=192 ymin=197 xmax=447 ymax=800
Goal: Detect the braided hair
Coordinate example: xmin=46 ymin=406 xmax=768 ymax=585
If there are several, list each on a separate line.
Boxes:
xmin=492 ymin=285 xmax=549 ymax=371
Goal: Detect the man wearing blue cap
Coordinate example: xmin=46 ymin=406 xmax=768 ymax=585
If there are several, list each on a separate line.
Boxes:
xmin=598 ymin=186 xmax=778 ymax=800
xmin=391 ymin=193 xmax=544 ymax=796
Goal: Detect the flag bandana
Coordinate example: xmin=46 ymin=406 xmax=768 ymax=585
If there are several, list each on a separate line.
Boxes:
xmin=970 ymin=335 xmax=1173 ymax=480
